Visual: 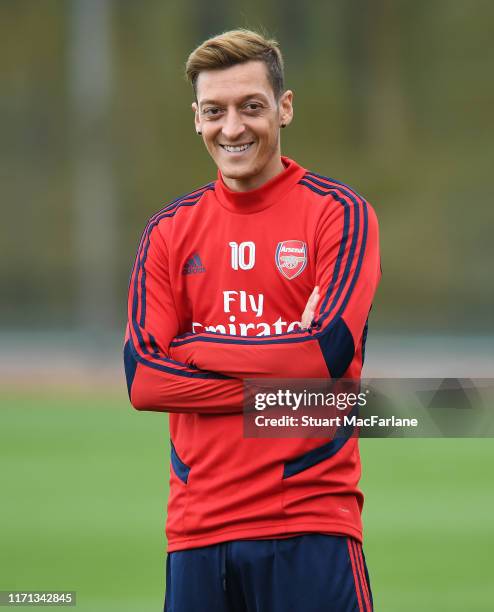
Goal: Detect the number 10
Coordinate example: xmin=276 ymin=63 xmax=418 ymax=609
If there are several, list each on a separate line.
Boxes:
xmin=229 ymin=241 xmax=255 ymax=270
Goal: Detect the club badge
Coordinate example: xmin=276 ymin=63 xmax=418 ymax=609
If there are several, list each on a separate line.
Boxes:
xmin=275 ymin=240 xmax=307 ymax=280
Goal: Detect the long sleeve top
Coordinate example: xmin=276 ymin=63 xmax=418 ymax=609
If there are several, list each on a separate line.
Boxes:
xmin=125 ymin=157 xmax=381 ymax=551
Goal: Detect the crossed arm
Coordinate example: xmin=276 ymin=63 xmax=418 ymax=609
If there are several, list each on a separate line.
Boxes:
xmin=169 ymin=197 xmax=380 ymax=380
xmin=125 ymin=194 xmax=380 ymax=413
xmin=125 ymin=221 xmax=246 ymax=414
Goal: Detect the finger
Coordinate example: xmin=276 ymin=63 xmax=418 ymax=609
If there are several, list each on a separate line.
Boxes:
xmin=310 ymin=285 xmax=319 ymax=300
xmin=302 ymin=286 xmax=320 ymax=328
xmin=310 ymin=286 xmax=320 ymax=306
xmin=301 ymin=306 xmax=312 ymax=329
xmin=308 ymin=286 xmax=320 ymax=312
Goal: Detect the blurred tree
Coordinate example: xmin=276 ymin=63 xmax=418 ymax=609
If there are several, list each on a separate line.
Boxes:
xmin=365 ymin=0 xmax=409 ymax=156
xmin=68 ymin=0 xmax=117 ymax=333
xmin=0 ymin=0 xmax=492 ymax=334
xmin=194 ymin=0 xmax=232 ymax=41
xmin=340 ymin=0 xmax=408 ymax=153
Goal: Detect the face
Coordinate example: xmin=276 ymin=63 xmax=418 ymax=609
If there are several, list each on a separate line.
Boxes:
xmin=192 ymin=61 xmax=293 ymax=191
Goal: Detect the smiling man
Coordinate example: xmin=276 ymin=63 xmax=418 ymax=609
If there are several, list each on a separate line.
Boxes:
xmin=125 ymin=29 xmax=380 ymax=612
xmin=192 ymin=59 xmax=293 ymax=191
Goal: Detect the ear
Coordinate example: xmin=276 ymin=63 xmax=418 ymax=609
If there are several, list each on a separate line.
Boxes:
xmin=278 ymin=90 xmax=294 ymax=128
xmin=192 ymin=101 xmax=201 ymax=134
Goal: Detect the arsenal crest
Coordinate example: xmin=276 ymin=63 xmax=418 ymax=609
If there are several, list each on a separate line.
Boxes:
xmin=275 ymin=240 xmax=307 ymax=280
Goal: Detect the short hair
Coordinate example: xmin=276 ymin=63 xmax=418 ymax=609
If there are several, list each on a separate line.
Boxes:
xmin=185 ymin=29 xmax=285 ymax=100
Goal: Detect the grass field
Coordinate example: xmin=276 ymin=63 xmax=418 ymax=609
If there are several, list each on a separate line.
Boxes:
xmin=1 ymin=388 xmax=493 ymax=611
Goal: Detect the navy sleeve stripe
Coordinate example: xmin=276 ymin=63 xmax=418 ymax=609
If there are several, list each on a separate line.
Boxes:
xmin=306 ymin=171 xmax=364 ymax=202
xmin=326 ymin=202 xmax=367 ymax=324
xmin=128 ymin=334 xmax=229 ymax=380
xmin=128 ymin=184 xmax=213 ymax=294
xmin=129 ymin=185 xmax=218 ymax=376
xmin=301 ymin=175 xmax=369 ymax=327
xmin=299 ymin=179 xmax=355 ymax=320
xmin=128 ymin=184 xmax=214 ymax=288
xmin=138 ymin=187 xmax=214 ymax=327
xmin=132 ymin=194 xmax=204 ymax=356
xmin=171 ymin=333 xmax=316 ymax=346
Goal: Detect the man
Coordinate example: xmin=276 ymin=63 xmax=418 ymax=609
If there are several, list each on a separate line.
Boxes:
xmin=124 ymin=29 xmax=380 ymax=612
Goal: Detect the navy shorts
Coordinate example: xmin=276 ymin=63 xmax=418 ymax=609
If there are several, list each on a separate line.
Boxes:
xmin=164 ymin=534 xmax=373 ymax=612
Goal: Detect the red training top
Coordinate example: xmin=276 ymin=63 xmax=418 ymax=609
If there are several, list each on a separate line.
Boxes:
xmin=124 ymin=157 xmax=381 ymax=552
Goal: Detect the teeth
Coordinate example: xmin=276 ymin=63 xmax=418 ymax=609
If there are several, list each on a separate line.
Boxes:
xmin=223 ymin=143 xmax=252 ymax=153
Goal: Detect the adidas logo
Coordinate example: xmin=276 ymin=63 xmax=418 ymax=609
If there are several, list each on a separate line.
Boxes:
xmin=182 ymin=253 xmax=206 ymax=275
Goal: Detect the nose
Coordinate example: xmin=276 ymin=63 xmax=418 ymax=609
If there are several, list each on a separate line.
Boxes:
xmin=221 ymin=109 xmax=246 ymax=141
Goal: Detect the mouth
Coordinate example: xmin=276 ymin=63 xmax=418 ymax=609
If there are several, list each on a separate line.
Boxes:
xmin=220 ymin=142 xmax=254 ymax=154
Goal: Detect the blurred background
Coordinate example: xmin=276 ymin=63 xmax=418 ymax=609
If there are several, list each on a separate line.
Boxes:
xmin=1 ymin=1 xmax=493 ymax=610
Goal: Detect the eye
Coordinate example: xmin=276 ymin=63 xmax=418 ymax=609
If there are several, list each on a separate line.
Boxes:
xmin=245 ymin=102 xmax=262 ymax=112
xmin=202 ymin=107 xmax=222 ymax=118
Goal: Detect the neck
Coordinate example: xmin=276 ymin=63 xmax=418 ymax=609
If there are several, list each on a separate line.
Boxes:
xmin=222 ymin=155 xmax=285 ymax=192
xmin=214 ymin=156 xmax=306 ymax=215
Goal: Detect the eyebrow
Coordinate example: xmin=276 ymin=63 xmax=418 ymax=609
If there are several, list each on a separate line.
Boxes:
xmin=199 ymin=93 xmax=270 ymax=108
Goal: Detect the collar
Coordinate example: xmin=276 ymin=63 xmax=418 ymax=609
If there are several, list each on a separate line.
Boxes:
xmin=214 ymin=156 xmax=306 ymax=214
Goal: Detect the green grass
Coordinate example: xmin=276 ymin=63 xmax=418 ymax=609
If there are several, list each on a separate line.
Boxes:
xmin=360 ymin=439 xmax=494 ymax=611
xmin=0 ymin=389 xmax=169 ymax=612
xmin=1 ymin=389 xmax=493 ymax=611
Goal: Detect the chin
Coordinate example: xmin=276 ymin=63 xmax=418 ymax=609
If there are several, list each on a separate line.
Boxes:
xmin=219 ymin=161 xmax=261 ymax=181
xmin=222 ymin=169 xmax=254 ymax=180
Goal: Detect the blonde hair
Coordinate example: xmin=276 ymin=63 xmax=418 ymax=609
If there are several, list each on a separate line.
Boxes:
xmin=185 ymin=29 xmax=285 ymax=99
